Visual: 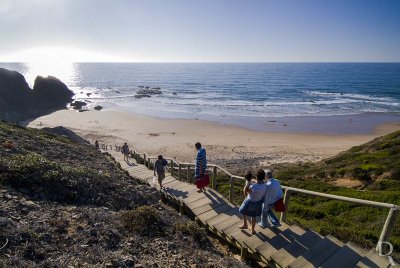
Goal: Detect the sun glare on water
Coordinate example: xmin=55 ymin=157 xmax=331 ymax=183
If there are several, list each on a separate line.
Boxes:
xmin=2 ymin=46 xmax=121 ymax=87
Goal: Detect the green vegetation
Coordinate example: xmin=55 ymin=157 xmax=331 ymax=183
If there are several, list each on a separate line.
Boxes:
xmin=133 ymin=153 xmax=145 ymax=165
xmin=0 ymin=121 xmax=153 ymax=210
xmin=267 ymin=130 xmax=400 ymax=258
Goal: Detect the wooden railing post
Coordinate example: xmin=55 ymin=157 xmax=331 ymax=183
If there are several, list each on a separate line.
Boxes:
xmin=376 ymin=207 xmax=399 ymax=252
xmin=178 ymin=164 xmax=181 ymax=181
xmin=213 ymin=166 xmax=217 ymax=189
xmin=280 ymin=189 xmax=291 ymax=222
xmin=187 ymin=165 xmax=190 ymax=182
xmin=229 ymin=175 xmax=234 ymax=203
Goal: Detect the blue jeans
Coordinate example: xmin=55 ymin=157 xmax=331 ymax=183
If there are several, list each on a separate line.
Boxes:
xmin=257 ymin=203 xmax=280 ymax=228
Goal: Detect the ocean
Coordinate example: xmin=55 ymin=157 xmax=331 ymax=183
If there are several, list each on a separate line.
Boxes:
xmin=1 ymin=62 xmax=400 ymax=134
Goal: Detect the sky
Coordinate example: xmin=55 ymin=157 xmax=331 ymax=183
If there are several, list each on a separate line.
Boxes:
xmin=0 ymin=0 xmax=400 ymax=62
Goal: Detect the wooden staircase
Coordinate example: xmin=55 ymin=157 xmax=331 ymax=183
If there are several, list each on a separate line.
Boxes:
xmin=106 ymin=149 xmax=396 ymax=267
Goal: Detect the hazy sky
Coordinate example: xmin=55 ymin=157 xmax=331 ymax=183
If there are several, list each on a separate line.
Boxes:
xmin=1 ymin=0 xmax=400 ymax=62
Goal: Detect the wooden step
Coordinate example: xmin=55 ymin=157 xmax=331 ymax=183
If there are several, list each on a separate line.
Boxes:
xmin=196 ymin=203 xmax=237 ymax=224
xmin=161 ymin=177 xmax=176 ymax=184
xmin=168 ymin=186 xmax=198 ymax=200
xmin=131 ymin=169 xmax=152 ymax=175
xmin=186 ymin=191 xmax=227 ymax=210
xmin=163 ymin=180 xmax=184 ymax=188
xmin=223 ymin=221 xmax=250 ymax=239
xmin=242 ymin=227 xmax=278 ymax=252
xmin=173 ymin=183 xmax=196 ymax=192
xmin=163 ymin=181 xmax=192 ymax=191
xmin=280 ymin=225 xmax=306 ymax=241
xmin=241 ymin=222 xmax=291 ymax=252
xmin=177 ymin=188 xmax=204 ymax=203
xmin=163 ymin=187 xmax=192 ymax=201
xmin=186 ymin=196 xmax=214 ymax=210
xmin=205 ymin=207 xmax=240 ymax=228
xmin=320 ymin=241 xmax=367 ymax=268
xmin=171 ymin=177 xmax=195 ymax=189
xmin=353 ymin=248 xmax=392 ymax=268
xmin=271 ymin=229 xmax=323 ymax=268
xmin=207 ymin=189 xmax=230 ymax=202
xmin=256 ymin=225 xmax=306 ymax=260
xmin=213 ymin=216 xmax=243 ymax=235
xmin=182 ymin=192 xmax=209 ymax=205
xmin=192 ymin=202 xmax=227 ymax=215
xmin=288 ymin=235 xmax=344 ymax=268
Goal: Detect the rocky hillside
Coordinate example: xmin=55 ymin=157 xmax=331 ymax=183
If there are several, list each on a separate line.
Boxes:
xmin=0 ymin=121 xmax=246 ymax=267
xmin=0 ymin=68 xmax=74 ymax=123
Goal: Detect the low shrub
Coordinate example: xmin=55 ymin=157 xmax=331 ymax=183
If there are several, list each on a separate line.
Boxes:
xmin=384 ymin=130 xmax=400 ymax=141
xmin=120 ymin=206 xmax=162 ymax=236
xmin=173 ymin=221 xmax=207 ymax=244
xmin=351 ymin=167 xmax=370 ymax=181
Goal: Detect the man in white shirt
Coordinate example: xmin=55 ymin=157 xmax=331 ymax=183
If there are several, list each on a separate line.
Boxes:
xmin=258 ymin=169 xmax=283 ymax=228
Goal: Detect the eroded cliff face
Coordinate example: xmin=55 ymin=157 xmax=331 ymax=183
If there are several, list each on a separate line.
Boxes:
xmin=0 ymin=68 xmax=74 ymax=123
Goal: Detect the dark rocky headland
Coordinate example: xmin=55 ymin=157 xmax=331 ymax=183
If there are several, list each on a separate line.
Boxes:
xmin=0 ymin=68 xmax=74 ymax=123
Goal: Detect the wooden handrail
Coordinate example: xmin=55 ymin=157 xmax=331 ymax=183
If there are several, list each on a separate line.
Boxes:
xmin=107 ymin=144 xmax=399 ymax=209
xmin=280 ymin=186 xmax=399 ymax=210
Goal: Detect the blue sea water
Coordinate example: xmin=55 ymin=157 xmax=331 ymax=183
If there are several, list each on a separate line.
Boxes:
xmin=1 ymin=62 xmax=400 ymax=133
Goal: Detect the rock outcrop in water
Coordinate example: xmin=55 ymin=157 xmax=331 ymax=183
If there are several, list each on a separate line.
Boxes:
xmin=0 ymin=68 xmax=74 ymax=123
xmin=70 ymin=100 xmax=87 ymax=110
xmin=134 ymin=87 xmax=163 ymax=98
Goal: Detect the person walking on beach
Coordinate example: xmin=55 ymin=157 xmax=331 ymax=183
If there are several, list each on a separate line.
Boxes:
xmin=122 ymin=142 xmax=130 ymax=162
xmin=95 ymin=140 xmax=99 ymax=149
xmin=239 ymin=169 xmax=267 ymax=234
xmin=154 ymin=155 xmax=167 ymax=188
xmin=258 ymin=169 xmax=283 ymax=228
xmin=194 ymin=142 xmax=207 ymax=192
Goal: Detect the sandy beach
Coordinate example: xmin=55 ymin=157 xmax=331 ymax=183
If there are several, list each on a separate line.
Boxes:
xmin=26 ymin=109 xmax=400 ymax=172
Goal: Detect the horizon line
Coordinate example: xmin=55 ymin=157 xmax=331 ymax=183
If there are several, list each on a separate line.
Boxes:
xmin=1 ymin=61 xmax=400 ymax=64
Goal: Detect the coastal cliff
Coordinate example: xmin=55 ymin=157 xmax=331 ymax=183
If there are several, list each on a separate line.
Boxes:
xmin=0 ymin=68 xmax=74 ymax=123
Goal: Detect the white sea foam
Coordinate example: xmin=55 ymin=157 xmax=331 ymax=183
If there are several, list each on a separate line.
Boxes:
xmin=302 ymin=90 xmax=395 ymax=102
